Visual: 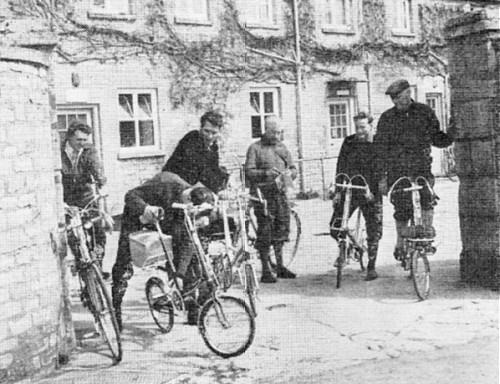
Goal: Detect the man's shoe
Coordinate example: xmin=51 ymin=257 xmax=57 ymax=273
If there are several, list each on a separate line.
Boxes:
xmin=393 ymin=248 xmax=405 ymax=261
xmin=277 ymin=266 xmax=296 ymax=279
xmin=260 ymin=271 xmax=277 ymax=283
xmin=365 ymin=269 xmax=378 ymax=281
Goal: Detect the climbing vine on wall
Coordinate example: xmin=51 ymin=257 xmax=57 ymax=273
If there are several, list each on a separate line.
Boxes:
xmin=8 ymin=0 xmax=467 ymax=111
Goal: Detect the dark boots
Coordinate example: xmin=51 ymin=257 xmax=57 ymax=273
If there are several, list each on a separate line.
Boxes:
xmin=365 ymin=241 xmax=378 ymax=281
xmin=259 ymin=248 xmax=277 ymax=283
xmin=274 ymin=243 xmax=296 ymax=279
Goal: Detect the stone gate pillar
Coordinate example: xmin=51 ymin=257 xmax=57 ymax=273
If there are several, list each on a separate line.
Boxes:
xmin=445 ymin=8 xmax=500 ymax=289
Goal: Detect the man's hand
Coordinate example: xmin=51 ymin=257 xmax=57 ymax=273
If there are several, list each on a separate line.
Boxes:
xmin=290 ymin=167 xmax=299 ymax=180
xmin=378 ymin=177 xmax=389 ymax=196
xmin=332 ymin=192 xmax=341 ymax=205
xmin=266 ymin=168 xmax=281 ymax=179
xmin=101 ymin=212 xmax=115 ymax=234
xmin=140 ymin=205 xmax=162 ymax=224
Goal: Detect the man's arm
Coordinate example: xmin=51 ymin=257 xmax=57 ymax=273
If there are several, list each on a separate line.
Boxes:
xmin=245 ymin=144 xmax=267 ymax=183
xmin=426 ymin=107 xmax=454 ymax=148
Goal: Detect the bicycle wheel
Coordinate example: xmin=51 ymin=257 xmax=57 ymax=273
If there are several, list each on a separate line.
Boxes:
xmin=146 ymin=277 xmax=174 ymax=333
xmin=281 ymin=210 xmax=301 ymax=268
xmin=411 ymin=249 xmax=431 ymax=300
xmin=244 ymin=262 xmax=258 ymax=317
xmin=199 ymin=295 xmax=255 ymax=358
xmin=336 ymin=241 xmax=347 ymax=289
xmin=84 ymin=264 xmax=122 ymax=363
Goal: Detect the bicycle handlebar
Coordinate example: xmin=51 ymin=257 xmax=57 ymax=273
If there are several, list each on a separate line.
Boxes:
xmin=388 ymin=176 xmax=434 ymax=199
xmin=332 ymin=173 xmax=372 ymax=195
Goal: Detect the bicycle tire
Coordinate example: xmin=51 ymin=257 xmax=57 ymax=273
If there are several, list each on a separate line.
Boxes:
xmin=146 ymin=277 xmax=174 ymax=333
xmin=84 ymin=264 xmax=122 ymax=364
xmin=336 ymin=241 xmax=346 ymax=289
xmin=198 ymin=295 xmax=255 ymax=358
xmin=281 ymin=210 xmax=301 ymax=268
xmin=244 ymin=262 xmax=258 ymax=317
xmin=411 ymin=249 xmax=431 ymax=300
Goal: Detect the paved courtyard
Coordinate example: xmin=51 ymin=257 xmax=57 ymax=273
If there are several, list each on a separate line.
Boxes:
xmin=31 ymin=178 xmax=498 ymax=384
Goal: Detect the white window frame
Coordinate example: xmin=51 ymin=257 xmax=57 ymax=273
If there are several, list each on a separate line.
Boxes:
xmin=245 ymin=0 xmax=277 ymax=27
xmin=392 ymin=0 xmax=414 ymax=36
xmin=323 ymin=0 xmax=355 ymax=33
xmin=249 ymin=88 xmax=280 ymax=138
xmin=426 ymin=93 xmax=445 ymax=130
xmin=117 ymin=89 xmax=160 ymax=157
xmin=90 ymin=0 xmax=131 ymax=15
xmin=175 ymin=0 xmax=210 ymax=24
xmin=327 ymin=99 xmax=353 ymax=143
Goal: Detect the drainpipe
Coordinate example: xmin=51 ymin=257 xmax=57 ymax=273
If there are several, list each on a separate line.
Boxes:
xmin=292 ymin=0 xmax=305 ymax=193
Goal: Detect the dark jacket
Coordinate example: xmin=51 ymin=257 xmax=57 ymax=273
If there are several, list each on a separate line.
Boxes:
xmin=61 ymin=142 xmax=106 ymax=207
xmin=121 ymin=172 xmax=190 ymax=235
xmin=374 ymin=101 xmax=453 ymax=182
xmin=336 ymin=135 xmax=381 ymax=198
xmin=162 ymin=130 xmax=228 ymax=193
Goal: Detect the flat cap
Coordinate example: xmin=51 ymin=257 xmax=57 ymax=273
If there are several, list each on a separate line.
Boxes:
xmin=385 ymin=79 xmax=410 ymax=97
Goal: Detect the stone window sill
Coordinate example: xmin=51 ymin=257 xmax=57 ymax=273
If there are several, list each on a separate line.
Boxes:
xmin=322 ymin=26 xmax=356 ymax=35
xmin=87 ymin=12 xmax=136 ymax=21
xmin=244 ymin=22 xmax=279 ymax=30
xmin=117 ymin=149 xmax=166 ymax=160
xmin=174 ymin=17 xmax=212 ymax=26
xmin=391 ymin=29 xmax=416 ymax=38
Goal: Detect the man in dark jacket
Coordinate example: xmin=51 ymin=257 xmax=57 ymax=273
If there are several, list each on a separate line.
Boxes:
xmin=111 ymin=172 xmax=214 ymax=330
xmin=61 ymin=121 xmax=112 ymax=278
xmin=330 ymin=112 xmax=383 ymax=281
xmin=374 ymin=79 xmax=454 ymax=260
xmin=162 ymin=111 xmax=229 ymax=193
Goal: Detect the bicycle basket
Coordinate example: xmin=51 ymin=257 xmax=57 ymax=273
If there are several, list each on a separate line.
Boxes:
xmin=129 ymin=230 xmax=172 ymax=268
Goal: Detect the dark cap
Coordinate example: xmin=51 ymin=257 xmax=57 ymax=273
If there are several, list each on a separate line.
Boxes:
xmin=385 ymin=79 xmax=410 ymax=97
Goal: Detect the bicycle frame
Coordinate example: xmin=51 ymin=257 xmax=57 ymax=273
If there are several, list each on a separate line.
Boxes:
xmin=388 ymin=176 xmax=435 ymax=300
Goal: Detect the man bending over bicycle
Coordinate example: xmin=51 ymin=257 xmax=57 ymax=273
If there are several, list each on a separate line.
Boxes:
xmin=330 ymin=112 xmax=383 ymax=281
xmin=112 ymin=172 xmax=214 ymax=331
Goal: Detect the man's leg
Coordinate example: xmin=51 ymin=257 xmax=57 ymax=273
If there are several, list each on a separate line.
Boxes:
xmin=254 ymin=195 xmax=277 ymax=283
xmin=272 ymin=191 xmax=295 ymax=279
xmin=111 ymin=230 xmax=134 ymax=332
xmin=274 ymin=242 xmax=296 ymax=279
xmin=362 ymin=201 xmax=383 ymax=281
xmin=392 ymin=192 xmax=412 ymax=261
xmin=93 ymin=219 xmax=110 ymax=280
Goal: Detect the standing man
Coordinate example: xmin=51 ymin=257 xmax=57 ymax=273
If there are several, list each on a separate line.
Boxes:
xmin=61 ymin=121 xmax=112 ymax=279
xmin=245 ymin=115 xmax=298 ymax=283
xmin=374 ymin=79 xmax=454 ymax=261
xmin=330 ymin=112 xmax=383 ymax=281
xmin=162 ymin=111 xmax=229 ymax=193
xmin=111 ymin=171 xmax=214 ymax=331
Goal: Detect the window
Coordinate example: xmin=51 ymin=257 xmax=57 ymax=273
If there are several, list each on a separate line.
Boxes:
xmin=328 ymin=101 xmax=351 ymax=139
xmin=392 ymin=0 xmax=414 ymax=35
xmin=324 ymin=0 xmax=354 ymax=29
xmin=175 ymin=0 xmax=210 ymax=23
xmin=91 ymin=0 xmax=131 ymax=15
xmin=250 ymin=89 xmax=279 ymax=138
xmin=118 ymin=90 xmax=159 ymax=151
xmin=245 ymin=0 xmax=277 ymax=26
xmin=57 ymin=110 xmax=93 ymax=145
xmin=426 ymin=93 xmax=444 ymax=129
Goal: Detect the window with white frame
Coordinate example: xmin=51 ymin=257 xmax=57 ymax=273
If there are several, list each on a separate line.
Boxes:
xmin=245 ymin=0 xmax=277 ymax=26
xmin=118 ymin=90 xmax=159 ymax=150
xmin=392 ymin=0 xmax=414 ymax=34
xmin=250 ymin=89 xmax=279 ymax=138
xmin=324 ymin=0 xmax=354 ymax=29
xmin=175 ymin=0 xmax=210 ymax=23
xmin=328 ymin=101 xmax=351 ymax=139
xmin=426 ymin=93 xmax=444 ymax=128
xmin=91 ymin=0 xmax=131 ymax=14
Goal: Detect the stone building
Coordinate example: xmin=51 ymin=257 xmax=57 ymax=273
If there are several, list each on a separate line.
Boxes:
xmin=11 ymin=0 xmax=492 ymax=212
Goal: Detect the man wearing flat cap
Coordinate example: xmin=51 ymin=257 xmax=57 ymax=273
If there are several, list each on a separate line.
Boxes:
xmin=374 ymin=79 xmax=454 ymax=262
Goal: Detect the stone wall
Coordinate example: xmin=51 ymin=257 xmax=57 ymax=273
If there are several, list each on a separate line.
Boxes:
xmin=0 ymin=46 xmax=70 ymax=382
xmin=445 ymin=7 xmax=500 ymax=289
